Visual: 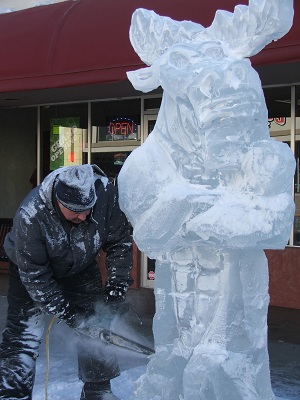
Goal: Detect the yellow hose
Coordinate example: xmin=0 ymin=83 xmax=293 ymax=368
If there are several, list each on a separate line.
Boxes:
xmin=45 ymin=316 xmax=56 ymax=400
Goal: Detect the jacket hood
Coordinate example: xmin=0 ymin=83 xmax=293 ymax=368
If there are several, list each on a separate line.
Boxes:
xmin=39 ymin=164 xmax=108 ymax=210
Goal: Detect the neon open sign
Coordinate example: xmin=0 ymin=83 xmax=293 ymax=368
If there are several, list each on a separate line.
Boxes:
xmin=107 ymin=117 xmax=137 ymax=139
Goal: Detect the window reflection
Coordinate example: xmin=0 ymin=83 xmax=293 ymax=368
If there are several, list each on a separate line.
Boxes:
xmin=91 ymin=152 xmax=131 ymax=184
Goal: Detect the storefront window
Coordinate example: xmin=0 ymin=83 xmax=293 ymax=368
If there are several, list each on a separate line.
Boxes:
xmin=90 ymin=99 xmax=141 ymax=146
xmin=293 ymin=87 xmax=300 ymax=245
xmin=40 ymin=98 xmax=141 ymax=179
xmin=91 ymin=151 xmax=131 ymax=184
xmin=40 ymin=102 xmax=88 ymax=177
xmin=265 ymin=85 xmax=299 ymax=246
xmin=266 ymin=86 xmax=291 ymax=142
xmin=144 ymin=97 xmax=162 ymax=112
xmin=87 ymin=98 xmax=141 ymax=183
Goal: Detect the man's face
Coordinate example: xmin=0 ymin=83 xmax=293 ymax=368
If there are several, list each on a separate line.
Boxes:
xmin=57 ymin=201 xmax=91 ymax=224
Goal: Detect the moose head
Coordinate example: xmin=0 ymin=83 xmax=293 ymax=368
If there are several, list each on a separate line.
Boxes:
xmin=119 ymin=0 xmax=295 ymax=256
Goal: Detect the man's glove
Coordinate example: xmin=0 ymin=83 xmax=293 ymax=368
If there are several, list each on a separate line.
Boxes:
xmin=103 ymin=282 xmax=127 ymax=303
xmin=103 ymin=282 xmax=130 ymax=317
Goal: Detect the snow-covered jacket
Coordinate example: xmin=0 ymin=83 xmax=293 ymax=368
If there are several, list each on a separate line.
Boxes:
xmin=4 ymin=165 xmax=133 ymax=321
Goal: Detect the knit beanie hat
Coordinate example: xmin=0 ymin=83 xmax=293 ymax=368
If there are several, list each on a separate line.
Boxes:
xmin=55 ymin=165 xmax=97 ymax=212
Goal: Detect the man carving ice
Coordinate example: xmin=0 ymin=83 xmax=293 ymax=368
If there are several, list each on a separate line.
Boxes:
xmin=0 ymin=164 xmax=133 ymax=400
xmin=118 ymin=1 xmax=295 ymax=399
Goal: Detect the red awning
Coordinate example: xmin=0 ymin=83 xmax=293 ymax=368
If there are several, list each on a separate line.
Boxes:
xmin=0 ymin=0 xmax=299 ymax=93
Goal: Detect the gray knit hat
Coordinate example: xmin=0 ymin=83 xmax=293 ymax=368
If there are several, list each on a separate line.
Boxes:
xmin=55 ymin=165 xmax=97 ymax=212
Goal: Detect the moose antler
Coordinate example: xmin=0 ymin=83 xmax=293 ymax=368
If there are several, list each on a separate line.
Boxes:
xmin=129 ymin=0 xmax=294 ymax=66
xmin=207 ymin=0 xmax=294 ymax=58
xmin=129 ymin=9 xmax=205 ymax=66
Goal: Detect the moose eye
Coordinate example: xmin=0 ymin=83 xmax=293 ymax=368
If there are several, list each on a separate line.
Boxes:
xmin=169 ymin=51 xmax=190 ymax=69
xmin=227 ymin=61 xmax=248 ymax=84
xmin=205 ymin=46 xmax=224 ymax=60
xmin=198 ymin=41 xmax=225 ymax=60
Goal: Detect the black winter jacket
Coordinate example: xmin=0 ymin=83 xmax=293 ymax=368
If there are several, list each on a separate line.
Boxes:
xmin=4 ymin=165 xmax=133 ymax=322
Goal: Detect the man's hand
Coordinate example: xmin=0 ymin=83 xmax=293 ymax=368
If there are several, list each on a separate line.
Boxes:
xmin=103 ymin=282 xmax=127 ymax=303
xmin=103 ymin=282 xmax=130 ymax=317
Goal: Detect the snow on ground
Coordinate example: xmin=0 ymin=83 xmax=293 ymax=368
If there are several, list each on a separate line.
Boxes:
xmin=32 ymin=311 xmax=153 ymax=400
xmin=0 ymin=296 xmax=299 ymax=400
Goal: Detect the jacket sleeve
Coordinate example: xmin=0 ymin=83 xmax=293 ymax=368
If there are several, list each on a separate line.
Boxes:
xmin=102 ymin=186 xmax=134 ymax=288
xmin=8 ymin=210 xmax=79 ymax=325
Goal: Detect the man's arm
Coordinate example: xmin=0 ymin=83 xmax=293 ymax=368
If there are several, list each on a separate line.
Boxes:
xmin=11 ymin=213 xmax=82 ymax=328
xmin=102 ymin=186 xmax=134 ymax=299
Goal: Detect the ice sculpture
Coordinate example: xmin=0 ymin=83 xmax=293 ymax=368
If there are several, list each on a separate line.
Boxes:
xmin=118 ymin=1 xmax=295 ymax=399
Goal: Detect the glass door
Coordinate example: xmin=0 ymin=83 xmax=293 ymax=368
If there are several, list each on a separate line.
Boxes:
xmin=141 ymin=114 xmax=157 ymax=288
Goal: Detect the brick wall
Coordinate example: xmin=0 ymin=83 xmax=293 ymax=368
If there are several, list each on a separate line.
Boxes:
xmin=266 ymin=248 xmax=300 ymax=310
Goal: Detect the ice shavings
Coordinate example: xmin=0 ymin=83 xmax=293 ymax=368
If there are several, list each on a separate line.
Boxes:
xmin=93 ymin=230 xmax=101 ymax=251
xmin=21 ymin=199 xmax=40 ymax=225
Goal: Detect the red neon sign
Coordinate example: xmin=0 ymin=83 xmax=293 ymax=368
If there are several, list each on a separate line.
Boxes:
xmin=107 ymin=117 xmax=137 ymax=138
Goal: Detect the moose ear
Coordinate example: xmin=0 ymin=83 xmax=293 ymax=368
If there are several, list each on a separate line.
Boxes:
xmin=129 ymin=8 xmax=205 ymax=66
xmin=127 ymin=64 xmax=160 ymax=93
xmin=207 ymin=0 xmax=294 ymax=58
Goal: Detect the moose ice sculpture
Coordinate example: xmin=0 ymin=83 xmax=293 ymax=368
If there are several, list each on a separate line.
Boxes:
xmin=118 ymin=1 xmax=295 ymax=399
